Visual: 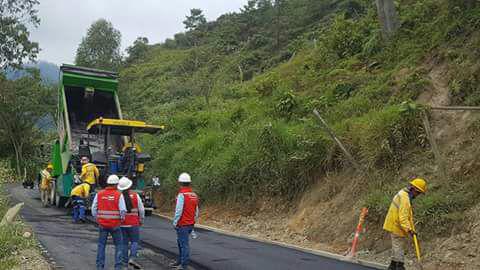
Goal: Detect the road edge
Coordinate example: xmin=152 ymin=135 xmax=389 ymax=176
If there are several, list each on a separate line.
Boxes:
xmin=153 ymin=213 xmax=386 ymax=270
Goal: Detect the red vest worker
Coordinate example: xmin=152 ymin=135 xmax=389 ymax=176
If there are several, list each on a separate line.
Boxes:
xmin=92 ymin=174 xmax=126 ymax=270
xmin=118 ymin=176 xmax=145 ymax=269
xmin=170 ymin=173 xmax=199 ymax=270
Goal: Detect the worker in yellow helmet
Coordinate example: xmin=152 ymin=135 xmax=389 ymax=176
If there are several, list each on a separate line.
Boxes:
xmin=80 ymin=156 xmax=99 ymax=190
xmin=70 ymin=177 xmax=91 ymax=223
xmin=40 ymin=164 xmax=54 ymax=207
xmin=383 ymin=178 xmax=427 ymax=270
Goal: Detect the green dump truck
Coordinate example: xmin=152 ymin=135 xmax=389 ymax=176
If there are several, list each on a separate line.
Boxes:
xmin=47 ymin=65 xmax=163 ymax=214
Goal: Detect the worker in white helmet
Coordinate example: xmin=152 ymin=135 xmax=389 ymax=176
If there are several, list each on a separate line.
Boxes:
xmin=170 ymin=173 xmax=199 ymax=270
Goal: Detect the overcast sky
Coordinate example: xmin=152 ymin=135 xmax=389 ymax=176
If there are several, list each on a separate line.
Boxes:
xmin=30 ymin=0 xmax=248 ymax=65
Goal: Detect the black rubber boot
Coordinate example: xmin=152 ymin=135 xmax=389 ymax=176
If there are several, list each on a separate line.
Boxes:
xmin=396 ymin=262 xmax=406 ymax=270
xmin=387 ymin=261 xmax=397 ymax=270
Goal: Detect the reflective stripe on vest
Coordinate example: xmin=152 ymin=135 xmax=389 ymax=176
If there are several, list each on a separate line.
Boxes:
xmin=122 ymin=191 xmax=140 ymax=226
xmin=97 ymin=188 xmax=121 ymax=228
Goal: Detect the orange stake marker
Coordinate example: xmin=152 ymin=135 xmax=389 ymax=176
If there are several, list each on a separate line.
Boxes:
xmin=348 ymin=207 xmax=368 ymax=258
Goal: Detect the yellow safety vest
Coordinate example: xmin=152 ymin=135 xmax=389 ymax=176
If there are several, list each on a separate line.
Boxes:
xmin=81 ymin=163 xmax=99 ymax=185
xmin=383 ymin=188 xmax=415 ymax=237
xmin=70 ymin=183 xmax=90 ymax=198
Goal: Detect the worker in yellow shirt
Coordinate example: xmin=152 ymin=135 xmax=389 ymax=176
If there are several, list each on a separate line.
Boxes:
xmin=383 ymin=178 xmax=427 ymax=270
xmin=70 ymin=177 xmax=91 ymax=223
xmin=80 ymin=156 xmax=99 ymax=189
xmin=40 ymin=164 xmax=54 ymax=207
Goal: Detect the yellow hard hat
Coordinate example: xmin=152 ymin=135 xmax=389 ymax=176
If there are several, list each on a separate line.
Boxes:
xmin=410 ymin=178 xmax=427 ymax=193
xmin=47 ymin=164 xmax=53 ymax=169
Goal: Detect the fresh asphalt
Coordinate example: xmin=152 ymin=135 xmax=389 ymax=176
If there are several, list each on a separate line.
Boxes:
xmin=9 ymin=184 xmax=381 ymax=270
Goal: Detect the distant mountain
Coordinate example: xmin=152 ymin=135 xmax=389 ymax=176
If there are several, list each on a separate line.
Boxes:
xmin=5 ymin=60 xmax=59 ymax=85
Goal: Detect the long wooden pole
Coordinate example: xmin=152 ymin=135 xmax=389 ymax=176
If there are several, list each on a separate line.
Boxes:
xmin=431 ymin=106 xmax=480 ymax=111
xmin=313 ymin=109 xmax=363 ymax=171
xmin=422 ymin=111 xmax=446 ymax=178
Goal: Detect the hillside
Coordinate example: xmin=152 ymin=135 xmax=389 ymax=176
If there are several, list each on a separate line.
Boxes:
xmin=5 ymin=60 xmax=59 ymax=85
xmin=119 ymin=1 xmax=480 ymax=268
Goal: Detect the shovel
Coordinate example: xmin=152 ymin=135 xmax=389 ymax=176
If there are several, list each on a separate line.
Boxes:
xmin=413 ymin=233 xmax=424 ymax=270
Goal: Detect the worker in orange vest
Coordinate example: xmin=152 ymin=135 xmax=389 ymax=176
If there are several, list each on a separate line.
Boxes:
xmin=92 ymin=174 xmax=126 ymax=270
xmin=117 ymin=176 xmax=145 ymax=269
xmin=170 ymin=173 xmax=199 ymax=270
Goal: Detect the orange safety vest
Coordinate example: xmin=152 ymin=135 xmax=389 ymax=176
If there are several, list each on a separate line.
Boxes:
xmin=177 ymin=187 xmax=199 ymax=226
xmin=97 ymin=187 xmax=121 ymax=229
xmin=122 ymin=191 xmax=140 ymax=227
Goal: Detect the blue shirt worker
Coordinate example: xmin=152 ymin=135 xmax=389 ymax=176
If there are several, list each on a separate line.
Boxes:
xmin=92 ymin=174 xmax=127 ymax=270
xmin=170 ymin=173 xmax=199 ymax=270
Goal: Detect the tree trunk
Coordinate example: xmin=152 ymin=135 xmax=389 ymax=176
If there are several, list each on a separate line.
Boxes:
xmin=375 ymin=0 xmax=399 ymax=39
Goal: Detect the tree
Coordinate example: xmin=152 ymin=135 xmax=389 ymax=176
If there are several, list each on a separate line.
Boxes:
xmin=125 ymin=37 xmax=149 ymax=65
xmin=0 ymin=71 xmax=54 ymax=177
xmin=0 ymin=0 xmax=40 ymax=69
xmin=183 ymin=9 xmax=207 ymax=31
xmin=75 ymin=19 xmax=122 ymax=71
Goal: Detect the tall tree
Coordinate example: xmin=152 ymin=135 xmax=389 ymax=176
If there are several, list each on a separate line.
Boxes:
xmin=75 ymin=19 xmax=122 ymax=71
xmin=0 ymin=0 xmax=40 ymax=69
xmin=125 ymin=37 xmax=149 ymax=65
xmin=0 ymin=71 xmax=54 ymax=177
xmin=183 ymin=9 xmax=207 ymax=31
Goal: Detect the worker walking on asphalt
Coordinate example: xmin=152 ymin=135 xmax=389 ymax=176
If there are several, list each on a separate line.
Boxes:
xmin=40 ymin=164 xmax=54 ymax=207
xmin=383 ymin=178 xmax=427 ymax=270
xmin=80 ymin=156 xmax=99 ymax=190
xmin=92 ymin=174 xmax=126 ymax=270
xmin=170 ymin=173 xmax=199 ymax=270
xmin=70 ymin=177 xmax=90 ymax=223
xmin=118 ymin=176 xmax=145 ymax=269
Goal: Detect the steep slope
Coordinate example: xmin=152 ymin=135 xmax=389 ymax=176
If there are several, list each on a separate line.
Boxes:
xmin=119 ymin=1 xmax=480 ymax=268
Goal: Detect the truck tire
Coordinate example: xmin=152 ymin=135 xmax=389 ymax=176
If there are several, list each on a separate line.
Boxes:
xmin=50 ymin=182 xmax=56 ymax=206
xmin=145 ymin=210 xmax=152 ymax=216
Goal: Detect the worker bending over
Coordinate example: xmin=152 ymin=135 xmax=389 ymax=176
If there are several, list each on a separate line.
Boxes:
xmin=70 ymin=177 xmax=90 ymax=223
xmin=118 ymin=177 xmax=144 ymax=269
xmin=171 ymin=173 xmax=199 ymax=270
xmin=80 ymin=156 xmax=99 ymax=189
xmin=92 ymin=174 xmax=126 ymax=270
xmin=40 ymin=164 xmax=54 ymax=207
xmin=383 ymin=178 xmax=427 ymax=270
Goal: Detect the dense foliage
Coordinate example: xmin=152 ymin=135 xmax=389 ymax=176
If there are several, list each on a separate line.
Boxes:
xmin=119 ymin=0 xmax=480 ymax=220
xmin=75 ymin=19 xmax=122 ymax=71
xmin=0 ymin=0 xmax=40 ymax=69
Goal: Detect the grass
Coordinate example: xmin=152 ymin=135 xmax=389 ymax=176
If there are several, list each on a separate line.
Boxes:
xmin=0 ymin=185 xmax=37 ymax=268
xmin=118 ymin=0 xmax=480 ymax=241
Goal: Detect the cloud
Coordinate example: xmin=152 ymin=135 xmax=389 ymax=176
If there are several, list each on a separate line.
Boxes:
xmin=30 ymin=0 xmax=247 ymax=65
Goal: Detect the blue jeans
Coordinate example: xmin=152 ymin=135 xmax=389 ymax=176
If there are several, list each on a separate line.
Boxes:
xmin=121 ymin=226 xmax=140 ymax=264
xmin=96 ymin=226 xmax=123 ymax=270
xmin=176 ymin=225 xmax=193 ymax=267
xmin=72 ymin=196 xmax=85 ymax=222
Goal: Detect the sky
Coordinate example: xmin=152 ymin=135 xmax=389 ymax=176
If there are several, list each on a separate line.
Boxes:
xmin=30 ymin=0 xmax=248 ymax=65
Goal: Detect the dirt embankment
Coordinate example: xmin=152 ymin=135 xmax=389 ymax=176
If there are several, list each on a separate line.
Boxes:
xmin=155 ymin=57 xmax=480 ymax=270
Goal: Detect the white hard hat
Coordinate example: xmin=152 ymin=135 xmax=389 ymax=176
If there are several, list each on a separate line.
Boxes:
xmin=118 ymin=177 xmax=132 ymax=191
xmin=107 ymin=174 xmax=120 ymax=185
xmin=178 ymin=173 xmax=191 ymax=183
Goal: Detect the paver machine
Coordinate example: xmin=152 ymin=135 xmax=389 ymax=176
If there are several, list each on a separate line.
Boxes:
xmin=48 ymin=65 xmax=164 ymax=215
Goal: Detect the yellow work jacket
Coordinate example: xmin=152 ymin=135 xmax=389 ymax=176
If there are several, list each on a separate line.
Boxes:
xmin=383 ymin=188 xmax=415 ymax=237
xmin=70 ymin=183 xmax=90 ymax=198
xmin=81 ymin=163 xmax=99 ymax=185
xmin=40 ymin=169 xmax=52 ymax=191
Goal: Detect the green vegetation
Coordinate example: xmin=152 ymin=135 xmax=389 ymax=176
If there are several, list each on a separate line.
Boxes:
xmin=118 ymin=0 xmax=480 ymax=237
xmin=0 ymin=166 xmax=36 ymax=268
